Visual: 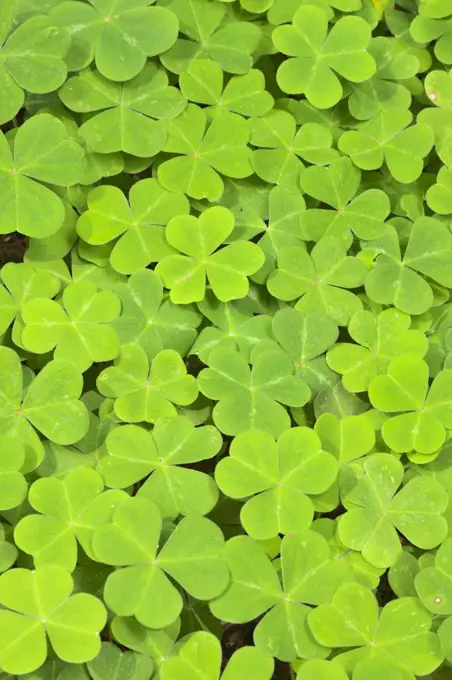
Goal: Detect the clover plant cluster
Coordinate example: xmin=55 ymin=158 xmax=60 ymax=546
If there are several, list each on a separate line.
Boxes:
xmin=2 ymin=0 xmax=452 ymax=678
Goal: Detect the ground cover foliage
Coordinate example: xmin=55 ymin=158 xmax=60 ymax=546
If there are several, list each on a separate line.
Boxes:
xmin=2 ymin=0 xmax=452 ymax=677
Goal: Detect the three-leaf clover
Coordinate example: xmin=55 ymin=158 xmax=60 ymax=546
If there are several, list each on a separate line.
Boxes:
xmin=50 ymin=0 xmax=179 ymax=81
xmin=0 ymin=565 xmax=107 ymax=674
xmin=179 ymin=60 xmax=274 ymax=117
xmin=60 ymin=64 xmax=186 ymax=157
xmin=77 ymin=179 xmax=189 ymax=274
xmin=112 ymin=269 xmax=201 ymax=358
xmin=97 ymin=344 xmax=198 ymax=423
xmin=98 ymin=416 xmax=222 ymax=518
xmin=157 ymin=105 xmax=253 ymax=200
xmin=369 ymin=357 xmax=452 ymax=453
xmin=327 ymin=308 xmax=428 ymax=393
xmin=0 ymin=13 xmax=70 ymax=125
xmin=299 ymin=158 xmax=391 ymax=241
xmin=21 ymin=280 xmax=121 ymax=372
xmin=161 ymin=0 xmax=261 ymax=75
xmin=0 ymin=114 xmax=85 ymax=237
xmin=161 ymin=631 xmax=274 ymax=680
xmin=364 ymin=219 xmax=452 ymax=314
xmin=338 ymin=452 xmax=448 ymax=567
xmin=339 ymin=110 xmax=434 ymax=183
xmin=155 ymin=206 xmax=264 ymax=303
xmin=348 ymin=36 xmax=419 ymax=120
xmin=0 ymin=346 xmax=89 ymax=448
xmin=215 ymin=428 xmax=338 ymax=539
xmin=14 ymin=468 xmax=126 ymax=572
xmin=198 ymin=346 xmax=310 ymax=436
xmin=249 ymin=109 xmax=339 ymax=190
xmin=92 ymin=495 xmax=229 ymax=628
xmin=267 ymin=239 xmax=368 ymax=325
xmin=271 ymin=307 xmax=339 ymax=394
xmin=308 ymin=582 xmax=443 ymax=676
xmin=211 ymin=532 xmax=352 ymax=661
xmin=272 ymin=5 xmax=376 ymax=108
xmin=191 ymin=289 xmax=273 ymax=363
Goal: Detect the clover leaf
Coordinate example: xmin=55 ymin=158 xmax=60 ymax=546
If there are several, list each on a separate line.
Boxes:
xmin=348 ymin=36 xmax=419 ymax=120
xmin=0 ymin=437 xmax=27 ymax=512
xmin=0 ymin=346 xmax=89 ymax=450
xmin=14 ymin=468 xmax=126 ymax=572
xmin=425 ymin=68 xmax=452 ymax=108
xmin=267 ymin=239 xmax=367 ymax=325
xmin=98 ymin=416 xmax=222 ymax=518
xmin=191 ymin=289 xmax=273 ymax=362
xmin=112 ymin=269 xmax=201 ymax=358
xmin=22 ymin=281 xmax=120 ymax=371
xmin=411 ymin=10 xmax=452 ymax=65
xmin=0 ymin=565 xmax=106 ymax=674
xmin=271 ymin=307 xmax=338 ymax=394
xmin=418 ymin=107 xmax=452 ymax=165
xmin=338 ymin=452 xmax=448 ymax=567
xmin=414 ymin=537 xmax=452 ymax=615
xmin=216 ymin=428 xmax=338 ymax=539
xmin=97 ymin=344 xmax=198 ymax=423
xmin=313 ymin=517 xmax=385 ymax=589
xmin=50 ymin=0 xmax=179 ymax=81
xmin=110 ymin=615 xmax=180 ymax=671
xmin=248 ymin=186 xmax=307 ymax=282
xmin=21 ymin=280 xmax=121 ymax=372
xmin=180 ymin=60 xmax=274 ymax=117
xmin=312 ymin=412 xmax=376 ymax=511
xmin=339 ymin=110 xmax=434 ymax=183
xmin=426 ymin=165 xmax=452 ymax=214
xmin=299 ymin=158 xmax=391 ymax=241
xmin=161 ymin=0 xmax=261 ymax=74
xmin=0 ymin=14 xmax=70 ymax=125
xmin=418 ymin=0 xmax=452 ymax=18
xmin=308 ymin=582 xmax=443 ymax=676
xmin=60 ymin=64 xmax=186 ymax=157
xmin=92 ymin=495 xmax=229 ymax=628
xmin=158 ymin=105 xmax=253 ymax=200
xmin=0 ymin=261 xmax=60 ymax=342
xmin=316 ymin=413 xmax=376 ymax=468
xmin=211 ymin=532 xmax=352 ymax=661
xmin=273 ymin=5 xmax=376 ymax=108
xmin=0 ymin=114 xmax=85 ymax=237
xmin=88 ymin=641 xmax=154 ymax=680
xmin=369 ymin=356 xmax=452 ymax=453
xmin=161 ymin=631 xmax=274 ymax=680
xmin=155 ymin=206 xmax=264 ymax=303
xmin=0 ymin=522 xmax=17 ymax=575
xmin=198 ymin=346 xmax=310 ymax=436
xmin=364 ymin=218 xmax=452 ymax=314
xmin=327 ymin=308 xmax=428 ymax=393
xmin=249 ymin=109 xmax=339 ymax=191
xmin=295 ymin=659 xmax=349 ymax=680
xmin=77 ymin=179 xmax=189 ymax=274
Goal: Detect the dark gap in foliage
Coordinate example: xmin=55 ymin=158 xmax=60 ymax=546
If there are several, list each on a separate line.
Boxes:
xmin=0 ymin=234 xmax=28 ymax=268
